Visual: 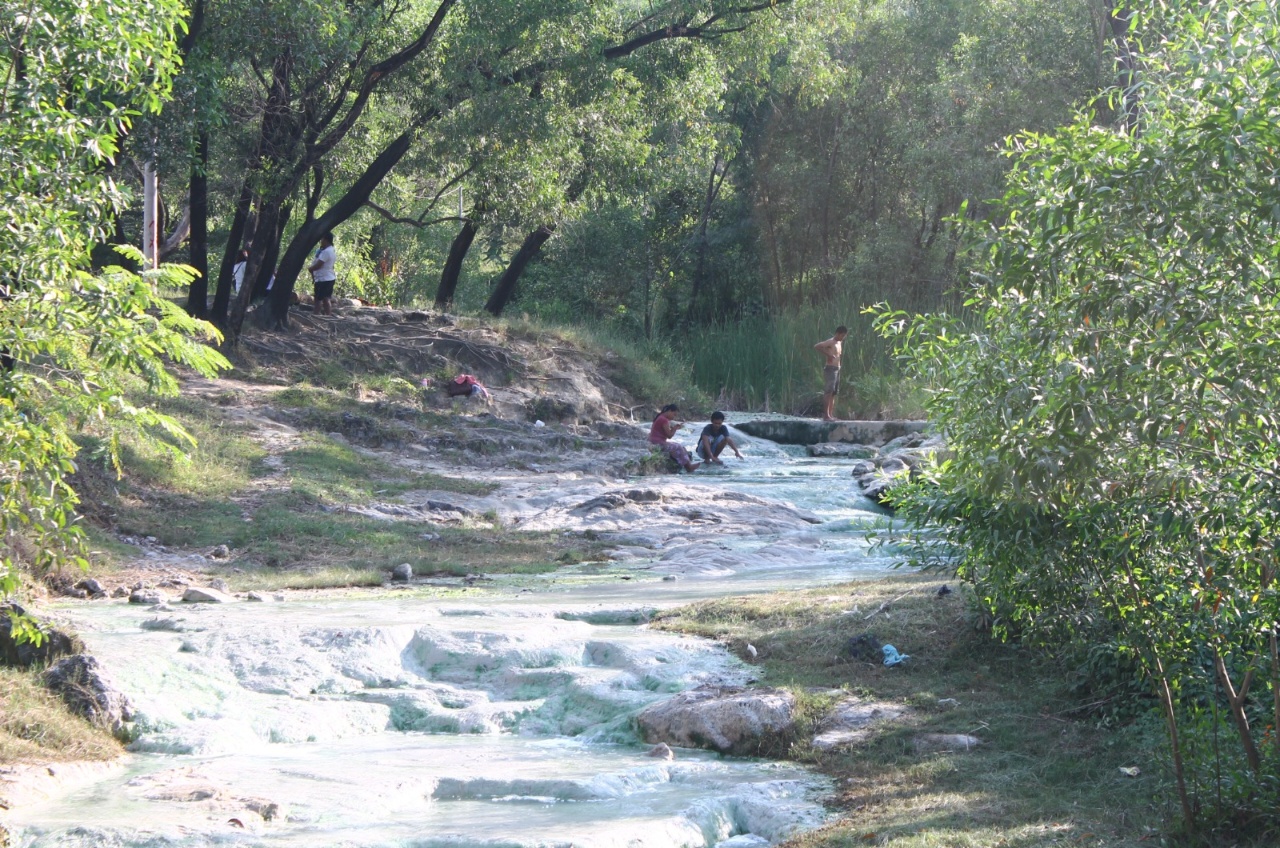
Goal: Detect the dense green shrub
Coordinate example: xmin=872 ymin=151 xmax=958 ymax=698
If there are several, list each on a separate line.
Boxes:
xmin=883 ymin=0 xmax=1280 ymax=834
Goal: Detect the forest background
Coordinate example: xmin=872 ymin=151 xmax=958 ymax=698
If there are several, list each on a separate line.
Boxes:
xmin=124 ymin=0 xmax=1112 ymax=417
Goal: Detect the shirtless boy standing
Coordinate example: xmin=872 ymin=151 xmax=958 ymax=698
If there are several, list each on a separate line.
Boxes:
xmin=814 ymin=326 xmax=848 ymax=421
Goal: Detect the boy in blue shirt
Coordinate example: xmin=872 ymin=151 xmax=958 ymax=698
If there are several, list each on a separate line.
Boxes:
xmin=697 ymin=411 xmax=744 ymax=464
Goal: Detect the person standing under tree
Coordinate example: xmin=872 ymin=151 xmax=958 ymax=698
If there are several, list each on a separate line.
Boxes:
xmin=308 ymin=231 xmax=337 ymax=316
xmin=814 ymin=325 xmax=848 ymax=421
xmin=232 ymin=249 xmax=249 ymax=295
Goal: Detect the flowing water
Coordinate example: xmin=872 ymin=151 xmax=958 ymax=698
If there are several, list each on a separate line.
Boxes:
xmin=9 ymin=423 xmax=901 ymax=847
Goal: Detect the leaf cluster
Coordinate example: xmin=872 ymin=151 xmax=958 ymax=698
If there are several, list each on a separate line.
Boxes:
xmin=1 ymin=0 xmax=229 ymax=606
xmin=880 ymin=0 xmax=1280 ymax=832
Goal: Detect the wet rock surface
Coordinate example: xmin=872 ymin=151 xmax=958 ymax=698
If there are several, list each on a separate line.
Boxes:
xmin=806 ymin=443 xmax=878 ymax=458
xmin=849 ymin=434 xmax=947 ymax=506
xmin=181 ymin=586 xmax=236 ymax=604
xmin=42 ymin=654 xmax=133 ymax=734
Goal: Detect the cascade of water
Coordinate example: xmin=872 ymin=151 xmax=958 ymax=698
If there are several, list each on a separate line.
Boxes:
xmin=10 ymin=420 xmax=898 ymax=847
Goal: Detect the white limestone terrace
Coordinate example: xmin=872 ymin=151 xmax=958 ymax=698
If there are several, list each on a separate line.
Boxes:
xmin=9 ymin=420 xmax=901 ymax=848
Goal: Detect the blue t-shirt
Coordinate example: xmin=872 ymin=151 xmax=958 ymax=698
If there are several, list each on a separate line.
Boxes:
xmin=699 ymin=423 xmax=729 ymax=444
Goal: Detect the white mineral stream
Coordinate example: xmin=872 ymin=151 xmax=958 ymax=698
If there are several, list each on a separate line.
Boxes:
xmin=10 ymin=423 xmax=903 ymax=847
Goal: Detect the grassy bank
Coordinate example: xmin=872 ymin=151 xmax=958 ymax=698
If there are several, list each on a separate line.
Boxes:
xmin=491 ymin=315 xmax=712 ymax=415
xmin=654 ymin=575 xmax=1177 ymax=848
xmin=73 ymin=375 xmax=604 ymax=590
xmin=0 ymin=669 xmax=121 ymax=764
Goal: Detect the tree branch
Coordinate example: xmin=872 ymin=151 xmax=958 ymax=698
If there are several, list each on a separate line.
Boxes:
xmin=363 ymin=201 xmax=462 ymax=228
xmin=309 ymin=0 xmax=458 ymax=162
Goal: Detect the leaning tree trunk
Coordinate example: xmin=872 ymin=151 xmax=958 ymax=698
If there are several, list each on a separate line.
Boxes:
xmin=435 ymin=216 xmax=479 ymax=309
xmin=227 ymin=199 xmax=284 ymax=338
xmin=185 ymin=132 xmax=209 ymax=319
xmin=210 ymin=181 xmax=255 ymax=326
xmin=484 ymin=224 xmax=555 ymax=317
xmin=267 ymin=128 xmax=417 ymax=329
xmin=252 ymin=203 xmax=290 ymax=300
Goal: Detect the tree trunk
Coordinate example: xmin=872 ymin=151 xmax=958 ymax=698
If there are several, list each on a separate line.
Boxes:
xmin=211 ymin=180 xmax=255 ymax=326
xmin=1212 ymin=649 xmax=1262 ymax=775
xmin=1155 ymin=658 xmax=1197 ymax=831
xmin=185 ymin=132 xmax=209 ymax=319
xmin=686 ymin=155 xmax=727 ymax=324
xmin=253 ymin=203 xmax=290 ymax=300
xmin=1106 ymin=3 xmax=1139 ymax=132
xmin=227 ymin=199 xmax=284 ymax=338
xmin=484 ymin=225 xmax=555 ymax=317
xmin=435 ymin=216 xmax=479 ymax=309
xmin=267 ymin=127 xmax=418 ymax=329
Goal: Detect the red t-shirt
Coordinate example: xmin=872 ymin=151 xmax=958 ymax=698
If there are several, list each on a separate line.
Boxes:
xmin=648 ymin=413 xmax=672 ymax=444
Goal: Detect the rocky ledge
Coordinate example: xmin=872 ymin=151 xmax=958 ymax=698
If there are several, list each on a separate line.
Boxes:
xmin=735 ymin=419 xmax=928 ymax=446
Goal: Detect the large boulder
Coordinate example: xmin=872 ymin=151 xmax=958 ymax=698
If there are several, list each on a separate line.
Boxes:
xmin=852 ymin=435 xmax=948 ymax=506
xmin=811 ymin=698 xmax=909 ymax=751
xmin=182 ymin=586 xmax=236 ymax=603
xmin=1 ymin=603 xmax=83 ymax=668
xmin=635 ymin=685 xmax=795 ymax=756
xmin=42 ymin=654 xmax=133 ymax=734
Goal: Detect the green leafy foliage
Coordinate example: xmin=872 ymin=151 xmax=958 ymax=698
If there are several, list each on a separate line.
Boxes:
xmin=881 ymin=1 xmax=1280 ymax=833
xmin=1 ymin=0 xmax=229 ymax=609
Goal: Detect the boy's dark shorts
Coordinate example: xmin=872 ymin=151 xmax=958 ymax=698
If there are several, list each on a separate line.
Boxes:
xmin=314 ymin=279 xmax=336 ymax=300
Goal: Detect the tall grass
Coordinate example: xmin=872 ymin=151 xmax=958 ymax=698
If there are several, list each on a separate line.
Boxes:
xmin=687 ymin=301 xmax=923 ymax=418
xmin=1 ymin=669 xmax=122 ymax=763
xmin=492 ymin=314 xmax=712 ymax=414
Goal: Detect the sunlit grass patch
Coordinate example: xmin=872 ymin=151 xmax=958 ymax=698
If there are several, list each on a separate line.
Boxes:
xmin=656 ymin=576 xmax=1171 ymax=848
xmin=0 ymin=669 xmax=122 ymax=764
xmin=83 ymin=398 xmax=269 ymax=500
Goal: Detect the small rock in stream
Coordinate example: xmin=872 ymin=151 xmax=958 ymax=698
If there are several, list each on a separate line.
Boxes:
xmin=75 ymin=578 xmax=107 ymax=598
xmin=141 ymin=617 xmax=201 ymax=633
xmin=645 ymin=743 xmax=675 ymax=760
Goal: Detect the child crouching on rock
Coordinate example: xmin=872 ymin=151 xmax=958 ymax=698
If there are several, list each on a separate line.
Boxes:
xmin=648 ymin=404 xmax=701 ymax=472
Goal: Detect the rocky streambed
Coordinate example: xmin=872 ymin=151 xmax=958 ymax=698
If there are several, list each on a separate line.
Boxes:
xmin=6 ymin=420 xmax=912 ymax=847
